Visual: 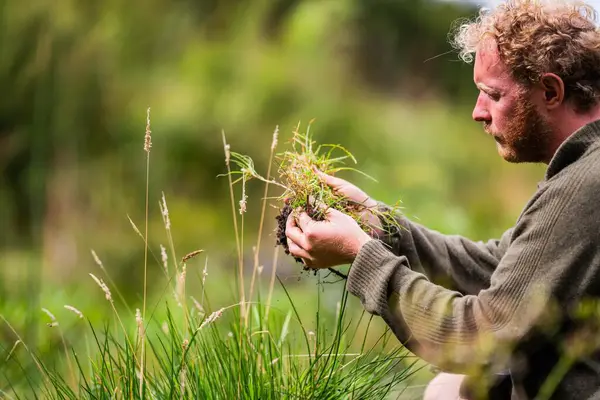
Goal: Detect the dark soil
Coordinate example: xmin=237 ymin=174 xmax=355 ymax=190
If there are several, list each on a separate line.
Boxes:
xmin=276 ymin=204 xmax=302 ymax=264
xmin=276 ymin=202 xmax=347 ymax=280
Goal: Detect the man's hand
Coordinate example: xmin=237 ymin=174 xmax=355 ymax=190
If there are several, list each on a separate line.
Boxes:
xmin=285 ymin=206 xmax=372 ymax=268
xmin=314 ymin=169 xmax=383 ymax=235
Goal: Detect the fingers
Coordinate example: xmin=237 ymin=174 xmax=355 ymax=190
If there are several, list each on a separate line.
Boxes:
xmin=295 ymin=211 xmax=316 ymax=231
xmin=323 ymin=207 xmax=344 ymax=219
xmin=296 ymin=204 xmax=345 ymax=226
xmin=287 ymin=237 xmax=312 ymax=261
xmin=313 ymin=167 xmax=346 ymax=188
xmin=286 ymin=213 xmax=314 ymax=266
xmin=286 ymin=212 xmax=310 ymax=249
xmin=324 ymin=207 xmax=356 ymax=226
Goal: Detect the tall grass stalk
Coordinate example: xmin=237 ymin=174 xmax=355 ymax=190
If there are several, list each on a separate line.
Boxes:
xmin=265 ymin=245 xmax=279 ymax=322
xmin=246 ymin=126 xmax=279 ymax=324
xmin=41 ymin=308 xmax=76 ymax=388
xmin=200 ymin=256 xmax=208 ymax=306
xmin=222 ymin=131 xmax=245 ymax=320
xmin=222 ymin=130 xmax=246 ymax=398
xmin=178 ymin=259 xmax=190 ymax=335
xmin=157 ymin=194 xmax=188 ymax=338
xmin=159 ymin=192 xmax=178 ymax=278
xmin=239 ymin=171 xmax=247 ymax=324
xmin=140 ymin=106 xmax=152 ymax=396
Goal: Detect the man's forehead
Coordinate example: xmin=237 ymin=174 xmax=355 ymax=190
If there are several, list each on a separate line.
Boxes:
xmin=474 ymin=45 xmax=511 ymax=84
xmin=475 ymin=47 xmax=503 ymax=72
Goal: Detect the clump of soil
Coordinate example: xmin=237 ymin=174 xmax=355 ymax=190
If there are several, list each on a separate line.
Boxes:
xmin=275 ymin=204 xmax=301 ymax=263
xmin=275 ymin=200 xmax=326 ymax=269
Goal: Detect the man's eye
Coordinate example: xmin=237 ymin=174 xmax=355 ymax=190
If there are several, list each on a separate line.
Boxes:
xmin=487 ymin=92 xmax=501 ymax=101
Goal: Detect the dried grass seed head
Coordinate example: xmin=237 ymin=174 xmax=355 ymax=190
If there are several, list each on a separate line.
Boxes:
xmin=181 ymin=249 xmax=204 ymax=263
xmin=160 ymin=244 xmax=168 ymax=274
xmin=191 ymin=296 xmax=205 ymax=316
xmin=175 ymin=265 xmax=187 ymax=306
xmin=127 ymin=215 xmax=143 ymax=239
xmin=271 ymin=125 xmax=279 ymax=150
xmin=239 ymin=172 xmax=248 ymax=214
xmin=199 ymin=307 xmax=224 ymax=329
xmin=144 ymin=107 xmax=152 ymax=153
xmin=6 ymin=340 xmax=22 ymax=361
xmin=160 ymin=192 xmax=171 ymax=231
xmin=41 ymin=308 xmax=57 ymax=322
xmin=89 ymin=273 xmax=113 ymax=302
xmin=135 ymin=308 xmax=144 ymax=337
xmin=42 ymin=308 xmax=59 ymax=327
xmin=64 ymin=305 xmax=84 ymax=319
xmin=91 ymin=249 xmax=104 ymax=270
xmin=202 ymin=258 xmax=208 ymax=282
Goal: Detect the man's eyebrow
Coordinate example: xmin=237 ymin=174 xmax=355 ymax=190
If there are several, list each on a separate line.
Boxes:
xmin=476 ymin=83 xmax=499 ymax=94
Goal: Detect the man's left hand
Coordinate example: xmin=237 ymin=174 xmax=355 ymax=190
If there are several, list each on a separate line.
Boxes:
xmin=285 ymin=206 xmax=372 ymax=268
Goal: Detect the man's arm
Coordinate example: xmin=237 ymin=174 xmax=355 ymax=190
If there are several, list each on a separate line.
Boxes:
xmin=348 ymin=178 xmax=600 ymax=373
xmin=312 ymin=170 xmax=509 ymax=294
xmin=375 ymin=202 xmax=512 ymax=295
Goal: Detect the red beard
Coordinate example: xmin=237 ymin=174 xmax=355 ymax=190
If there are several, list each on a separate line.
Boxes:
xmin=494 ymin=91 xmax=553 ymax=163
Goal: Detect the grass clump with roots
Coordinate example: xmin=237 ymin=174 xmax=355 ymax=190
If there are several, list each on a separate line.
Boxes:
xmin=0 ymin=115 xmax=420 ymax=399
xmin=227 ymin=121 xmax=404 ymax=272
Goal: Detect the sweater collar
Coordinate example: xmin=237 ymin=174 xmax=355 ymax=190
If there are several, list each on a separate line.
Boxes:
xmin=545 ymin=119 xmax=600 ymax=181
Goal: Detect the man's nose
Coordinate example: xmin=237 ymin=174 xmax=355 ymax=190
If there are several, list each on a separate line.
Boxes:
xmin=472 ymin=94 xmax=491 ymax=122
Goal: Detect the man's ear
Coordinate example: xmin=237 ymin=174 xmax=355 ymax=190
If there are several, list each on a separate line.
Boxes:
xmin=540 ymin=73 xmax=565 ymax=109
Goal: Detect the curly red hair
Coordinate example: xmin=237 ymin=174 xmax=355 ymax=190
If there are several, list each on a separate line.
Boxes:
xmin=452 ymin=0 xmax=600 ymax=112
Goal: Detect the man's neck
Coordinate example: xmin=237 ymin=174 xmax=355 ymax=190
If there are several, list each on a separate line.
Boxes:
xmin=546 ymin=106 xmax=600 ymax=163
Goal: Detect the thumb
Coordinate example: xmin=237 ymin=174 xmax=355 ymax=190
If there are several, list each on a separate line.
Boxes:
xmin=323 ymin=206 xmax=350 ymax=221
xmin=313 ymin=167 xmax=345 ymax=188
xmin=310 ymin=200 xmax=340 ymax=220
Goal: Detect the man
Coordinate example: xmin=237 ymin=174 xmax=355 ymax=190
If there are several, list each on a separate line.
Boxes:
xmin=285 ymin=1 xmax=600 ymax=399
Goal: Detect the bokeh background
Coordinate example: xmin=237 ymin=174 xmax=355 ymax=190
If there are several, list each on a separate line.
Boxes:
xmin=0 ymin=0 xmax=550 ymax=396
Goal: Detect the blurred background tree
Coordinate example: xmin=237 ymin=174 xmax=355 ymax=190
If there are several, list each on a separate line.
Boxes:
xmin=0 ymin=0 xmax=545 ymax=393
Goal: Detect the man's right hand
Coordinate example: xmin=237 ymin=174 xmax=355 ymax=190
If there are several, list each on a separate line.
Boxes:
xmin=314 ymin=168 xmax=384 ymax=235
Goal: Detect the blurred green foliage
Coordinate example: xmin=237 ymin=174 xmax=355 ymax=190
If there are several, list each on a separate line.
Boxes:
xmin=0 ymin=0 xmax=546 ymax=394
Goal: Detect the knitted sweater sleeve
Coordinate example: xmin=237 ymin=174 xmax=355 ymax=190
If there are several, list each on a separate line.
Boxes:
xmin=375 ymin=202 xmax=512 ymax=295
xmin=349 ymin=173 xmax=598 ymax=372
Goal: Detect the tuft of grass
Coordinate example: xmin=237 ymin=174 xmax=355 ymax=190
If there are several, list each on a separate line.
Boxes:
xmin=2 ymin=290 xmax=421 ymax=399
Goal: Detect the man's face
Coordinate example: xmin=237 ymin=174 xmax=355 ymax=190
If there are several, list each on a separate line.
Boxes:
xmin=472 ymin=46 xmax=553 ymax=163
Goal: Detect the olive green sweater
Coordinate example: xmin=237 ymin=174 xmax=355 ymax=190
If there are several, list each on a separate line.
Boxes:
xmin=348 ymin=119 xmax=600 ymax=400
